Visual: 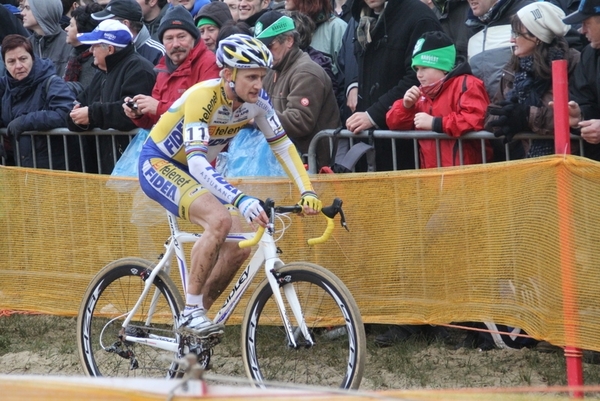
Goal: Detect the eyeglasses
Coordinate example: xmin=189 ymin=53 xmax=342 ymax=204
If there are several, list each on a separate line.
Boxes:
xmin=20 ymin=5 xmax=31 ymax=11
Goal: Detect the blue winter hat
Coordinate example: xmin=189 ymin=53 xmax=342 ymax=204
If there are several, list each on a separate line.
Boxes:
xmin=77 ymin=20 xmax=133 ymax=48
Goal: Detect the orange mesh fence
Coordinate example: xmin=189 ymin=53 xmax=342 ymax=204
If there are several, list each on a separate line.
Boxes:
xmin=1 ymin=155 xmax=600 ymax=351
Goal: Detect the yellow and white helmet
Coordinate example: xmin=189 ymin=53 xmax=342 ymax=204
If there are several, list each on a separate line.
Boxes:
xmin=216 ymin=34 xmax=273 ymax=69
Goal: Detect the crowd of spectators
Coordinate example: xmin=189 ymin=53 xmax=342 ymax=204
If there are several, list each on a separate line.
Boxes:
xmin=2 ymin=0 xmax=600 ymax=353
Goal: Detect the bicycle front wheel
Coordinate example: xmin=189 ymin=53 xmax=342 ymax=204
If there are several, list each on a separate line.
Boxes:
xmin=77 ymin=257 xmax=184 ymax=378
xmin=241 ymin=262 xmax=366 ymax=389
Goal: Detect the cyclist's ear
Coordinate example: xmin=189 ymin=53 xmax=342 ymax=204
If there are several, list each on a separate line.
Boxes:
xmin=222 ymin=67 xmax=233 ymax=83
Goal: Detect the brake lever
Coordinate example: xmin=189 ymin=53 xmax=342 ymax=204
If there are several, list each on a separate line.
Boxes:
xmin=339 ymin=206 xmax=349 ymax=232
xmin=322 ymin=198 xmax=349 ymax=232
xmin=263 ymin=198 xmax=275 ymax=234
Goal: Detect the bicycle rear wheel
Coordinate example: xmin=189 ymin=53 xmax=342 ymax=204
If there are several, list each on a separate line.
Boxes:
xmin=77 ymin=257 xmax=184 ymax=378
xmin=241 ymin=262 xmax=366 ymax=389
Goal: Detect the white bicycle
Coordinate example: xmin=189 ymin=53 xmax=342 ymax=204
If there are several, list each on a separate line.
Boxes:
xmin=76 ymin=198 xmax=366 ymax=389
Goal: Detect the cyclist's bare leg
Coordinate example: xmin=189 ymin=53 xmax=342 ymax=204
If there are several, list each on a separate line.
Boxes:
xmin=201 ymin=215 xmax=251 ymax=309
xmin=186 ymin=193 xmax=233 ymax=297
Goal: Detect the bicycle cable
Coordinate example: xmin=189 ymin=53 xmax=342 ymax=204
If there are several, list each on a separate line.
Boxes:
xmin=272 ymin=212 xmax=292 ymax=242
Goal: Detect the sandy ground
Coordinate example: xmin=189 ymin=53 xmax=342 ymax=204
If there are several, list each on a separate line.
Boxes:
xmin=0 ymin=338 xmax=580 ymax=391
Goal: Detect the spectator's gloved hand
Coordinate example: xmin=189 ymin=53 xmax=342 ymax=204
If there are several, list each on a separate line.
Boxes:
xmin=297 ymin=191 xmax=322 ymax=214
xmin=236 ymin=195 xmax=265 ymax=224
xmin=487 ymin=97 xmax=530 ymax=143
xmin=6 ymin=116 xmax=26 ymax=140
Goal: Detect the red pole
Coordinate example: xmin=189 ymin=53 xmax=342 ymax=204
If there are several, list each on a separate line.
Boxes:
xmin=553 ymin=59 xmax=583 ymax=398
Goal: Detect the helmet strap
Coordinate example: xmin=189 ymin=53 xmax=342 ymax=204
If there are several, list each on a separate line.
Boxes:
xmin=228 ymin=68 xmax=244 ymax=103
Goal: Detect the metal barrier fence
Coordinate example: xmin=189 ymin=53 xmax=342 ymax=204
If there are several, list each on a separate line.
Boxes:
xmin=0 ymin=127 xmax=586 ymax=174
xmin=0 ymin=127 xmax=138 ymax=174
xmin=306 ymin=129 xmax=587 ymax=174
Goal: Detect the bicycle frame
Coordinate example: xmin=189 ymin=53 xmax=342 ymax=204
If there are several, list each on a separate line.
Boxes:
xmin=119 ymin=211 xmax=314 ymax=354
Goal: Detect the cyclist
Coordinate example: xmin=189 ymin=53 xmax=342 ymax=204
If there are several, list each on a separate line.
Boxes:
xmin=138 ymin=34 xmax=322 ymax=337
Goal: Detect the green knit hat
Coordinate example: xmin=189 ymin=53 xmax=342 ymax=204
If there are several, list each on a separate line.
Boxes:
xmin=197 ymin=17 xmax=217 ymax=28
xmin=411 ymin=31 xmax=456 ymax=72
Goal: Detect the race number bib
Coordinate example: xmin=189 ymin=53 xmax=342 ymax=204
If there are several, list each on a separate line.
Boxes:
xmin=184 ymin=123 xmax=209 ymax=144
xmin=266 ymin=111 xmax=285 ymax=137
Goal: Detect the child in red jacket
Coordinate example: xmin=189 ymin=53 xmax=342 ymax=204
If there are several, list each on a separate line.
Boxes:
xmin=386 ymin=31 xmax=491 ymax=168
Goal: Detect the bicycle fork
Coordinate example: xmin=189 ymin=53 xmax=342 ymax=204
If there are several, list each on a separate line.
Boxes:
xmin=265 ymin=259 xmax=314 ymax=348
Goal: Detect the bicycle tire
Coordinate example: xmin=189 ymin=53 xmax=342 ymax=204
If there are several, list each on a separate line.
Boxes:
xmin=241 ymin=262 xmax=366 ymax=389
xmin=77 ymin=257 xmax=184 ymax=378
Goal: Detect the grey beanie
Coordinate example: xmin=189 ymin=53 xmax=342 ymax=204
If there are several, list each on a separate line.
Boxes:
xmin=157 ymin=5 xmax=200 ymax=43
xmin=29 ymin=0 xmax=62 ymax=36
xmin=195 ymin=1 xmax=233 ymax=29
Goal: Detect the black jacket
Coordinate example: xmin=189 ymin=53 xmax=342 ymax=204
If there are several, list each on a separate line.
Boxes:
xmin=68 ymin=43 xmax=156 ymax=133
xmin=434 ymin=0 xmax=471 ymax=59
xmin=570 ymin=45 xmax=600 ymax=161
xmin=67 ymin=43 xmax=156 ymax=173
xmin=349 ymin=0 xmax=442 ymax=171
xmin=350 ymin=0 xmax=442 ymax=129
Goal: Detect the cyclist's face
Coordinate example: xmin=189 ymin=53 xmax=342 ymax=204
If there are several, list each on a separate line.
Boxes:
xmin=232 ymin=68 xmax=267 ymax=103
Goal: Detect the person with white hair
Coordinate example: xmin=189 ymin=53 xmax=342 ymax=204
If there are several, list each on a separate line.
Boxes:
xmin=66 ymin=20 xmax=156 ymax=173
xmin=20 ymin=0 xmax=71 ymax=77
xmin=485 ymin=1 xmax=579 ymax=157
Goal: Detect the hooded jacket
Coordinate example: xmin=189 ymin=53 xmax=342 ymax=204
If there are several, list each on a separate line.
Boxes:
xmin=27 ymin=0 xmax=71 ymax=77
xmin=132 ymin=39 xmax=221 ymax=129
xmin=195 ymin=1 xmax=233 ymax=28
xmin=264 ymin=46 xmax=340 ymax=169
xmin=0 ymin=57 xmax=75 ymax=168
xmin=386 ymin=61 xmax=492 ymax=169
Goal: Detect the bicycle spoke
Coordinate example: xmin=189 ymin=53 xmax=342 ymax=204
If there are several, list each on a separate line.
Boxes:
xmin=77 ymin=259 xmax=184 ymax=378
xmin=242 ymin=262 xmax=366 ymax=389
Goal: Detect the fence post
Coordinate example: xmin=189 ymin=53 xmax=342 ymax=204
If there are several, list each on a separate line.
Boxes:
xmin=553 ymin=59 xmax=583 ymax=398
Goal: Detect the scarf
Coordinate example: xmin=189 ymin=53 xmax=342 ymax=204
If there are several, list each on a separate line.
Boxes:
xmin=420 ymin=77 xmax=446 ymax=99
xmin=511 ymin=47 xmax=565 ymax=107
xmin=356 ymin=3 xmax=387 ymax=51
xmin=356 ymin=10 xmax=377 ymax=51
xmin=64 ymin=46 xmax=92 ymax=82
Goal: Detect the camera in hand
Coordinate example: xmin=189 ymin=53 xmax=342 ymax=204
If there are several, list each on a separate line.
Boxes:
xmin=126 ymin=100 xmax=138 ymax=110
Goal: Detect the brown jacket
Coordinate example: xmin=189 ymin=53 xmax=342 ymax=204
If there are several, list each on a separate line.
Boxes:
xmin=485 ymin=48 xmax=580 ymax=137
xmin=264 ymin=47 xmax=340 ymax=170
